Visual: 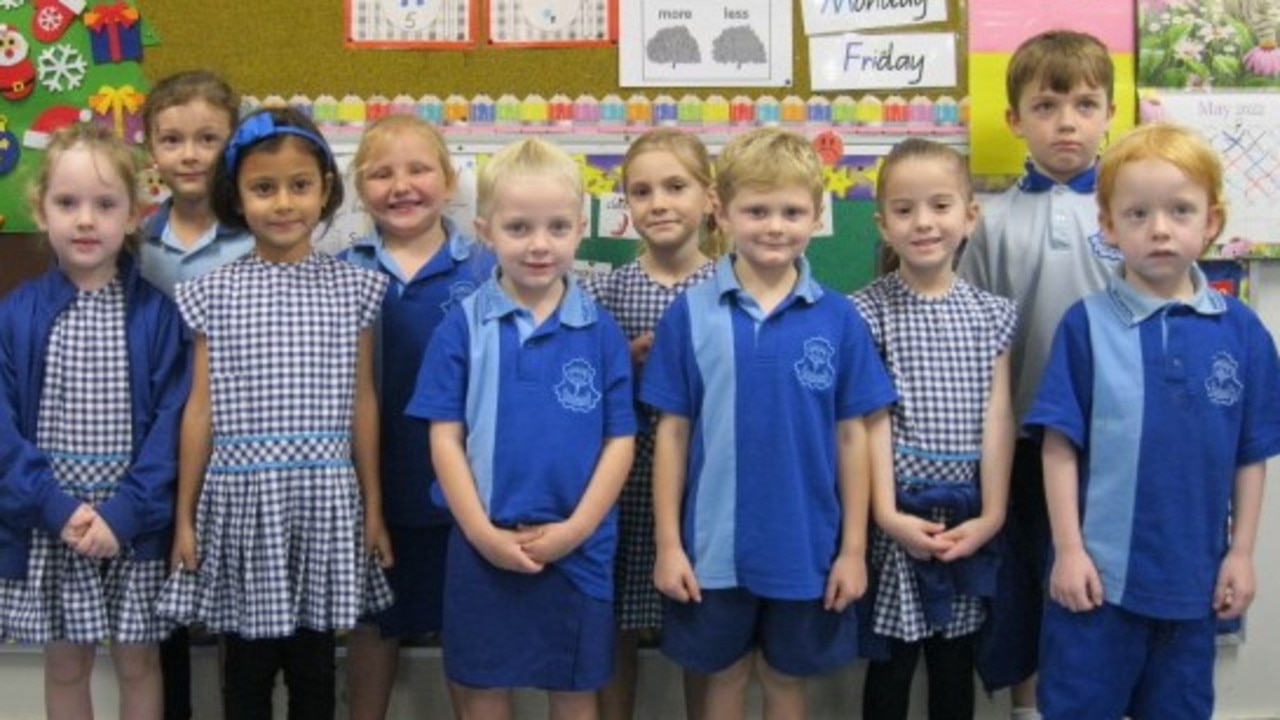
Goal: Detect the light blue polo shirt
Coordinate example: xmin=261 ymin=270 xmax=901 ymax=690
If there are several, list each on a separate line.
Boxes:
xmin=406 ymin=275 xmax=637 ymax=600
xmin=139 ymin=201 xmax=255 ymax=296
xmin=958 ymin=162 xmax=1120 ymax=424
xmin=641 ymin=255 xmax=897 ymax=601
xmin=1025 ymin=266 xmax=1280 ymax=619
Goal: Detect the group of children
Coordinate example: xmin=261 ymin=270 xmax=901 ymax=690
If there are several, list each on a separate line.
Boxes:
xmin=1 ymin=26 xmax=1278 ymax=720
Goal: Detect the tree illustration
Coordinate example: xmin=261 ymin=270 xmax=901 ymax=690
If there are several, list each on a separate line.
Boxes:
xmin=712 ymin=25 xmax=766 ymax=69
xmin=647 ymin=26 xmax=700 ymax=68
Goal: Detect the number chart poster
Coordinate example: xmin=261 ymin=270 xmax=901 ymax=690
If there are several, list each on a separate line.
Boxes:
xmin=619 ymin=0 xmax=792 ymax=87
xmin=346 ymin=0 xmax=478 ymax=48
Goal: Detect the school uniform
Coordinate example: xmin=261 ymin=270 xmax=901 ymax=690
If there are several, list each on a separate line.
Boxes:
xmin=582 ymin=258 xmax=715 ymax=631
xmin=640 ymin=254 xmax=896 ymax=676
xmin=340 ymin=220 xmax=495 ymax=637
xmin=0 ymin=256 xmax=188 ymax=643
xmin=156 ymin=251 xmax=392 ymax=639
xmin=407 ymin=274 xmax=636 ymax=690
xmin=1025 ymin=266 xmax=1280 ymax=719
xmin=139 ymin=200 xmax=255 ymax=297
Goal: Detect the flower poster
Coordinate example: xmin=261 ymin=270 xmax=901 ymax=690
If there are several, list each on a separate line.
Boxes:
xmin=1139 ymin=0 xmax=1280 ymax=88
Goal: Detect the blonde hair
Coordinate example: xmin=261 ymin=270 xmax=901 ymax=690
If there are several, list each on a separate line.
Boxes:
xmin=622 ymin=128 xmax=725 ymax=258
xmin=352 ymin=114 xmax=457 ymax=203
xmin=1007 ymin=30 xmax=1114 ymax=110
xmin=1097 ymin=123 xmax=1226 ymax=241
xmin=715 ymin=127 xmax=825 ymax=212
xmin=29 ymin=123 xmax=142 ymax=254
xmin=476 ymin=137 xmax=582 ymax=218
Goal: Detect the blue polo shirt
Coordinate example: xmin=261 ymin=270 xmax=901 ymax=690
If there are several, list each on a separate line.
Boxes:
xmin=339 ymin=221 xmax=495 ymax=526
xmin=1025 ymin=267 xmax=1280 ymax=619
xmin=641 ymin=255 xmax=897 ymax=600
xmin=406 ymin=276 xmax=637 ymax=600
xmin=139 ymin=201 xmax=255 ymax=297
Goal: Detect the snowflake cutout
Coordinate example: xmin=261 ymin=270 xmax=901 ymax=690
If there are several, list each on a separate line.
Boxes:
xmin=37 ymin=44 xmax=87 ymax=93
xmin=0 ymin=0 xmax=26 ymax=9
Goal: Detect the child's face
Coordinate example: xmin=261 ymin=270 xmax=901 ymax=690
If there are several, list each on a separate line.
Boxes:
xmin=624 ymin=149 xmax=712 ymax=254
xmin=1101 ymin=158 xmax=1222 ymax=300
xmin=237 ymin=137 xmax=329 ymax=263
xmin=1007 ymin=80 xmax=1113 ymax=182
xmin=37 ymin=144 xmax=138 ymax=289
xmin=717 ymin=183 xmax=820 ymax=273
xmin=148 ymin=99 xmax=234 ymax=204
xmin=876 ymin=156 xmax=977 ymax=283
xmin=358 ymin=131 xmax=454 ymax=244
xmin=476 ymin=176 xmax=585 ymax=308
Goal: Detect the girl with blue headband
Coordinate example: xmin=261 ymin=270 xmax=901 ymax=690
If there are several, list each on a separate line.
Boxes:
xmin=156 ymin=107 xmax=394 ymax=719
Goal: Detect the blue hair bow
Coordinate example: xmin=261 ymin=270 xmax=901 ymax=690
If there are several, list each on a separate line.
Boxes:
xmin=224 ymin=111 xmax=333 ymax=174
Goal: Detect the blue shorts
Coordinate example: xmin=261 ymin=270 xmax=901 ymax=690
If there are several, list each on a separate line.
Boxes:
xmin=660 ymin=588 xmax=858 ymax=677
xmin=1039 ymin=601 xmax=1215 ymax=720
xmin=442 ymin=527 xmax=614 ymax=691
xmin=368 ymin=524 xmax=449 ymax=638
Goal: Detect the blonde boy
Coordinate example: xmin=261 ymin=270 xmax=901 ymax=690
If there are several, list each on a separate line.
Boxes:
xmin=407 ymin=138 xmax=636 ymax=719
xmin=643 ymin=128 xmax=896 ymax=719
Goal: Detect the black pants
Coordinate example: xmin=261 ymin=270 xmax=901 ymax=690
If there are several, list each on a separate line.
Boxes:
xmin=161 ymin=627 xmax=191 ymax=720
xmin=223 ymin=629 xmax=336 ymax=720
xmin=863 ymin=633 xmax=977 ymax=720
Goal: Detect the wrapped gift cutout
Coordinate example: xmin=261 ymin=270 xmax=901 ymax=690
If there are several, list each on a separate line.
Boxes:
xmin=85 ymin=3 xmax=142 ymax=64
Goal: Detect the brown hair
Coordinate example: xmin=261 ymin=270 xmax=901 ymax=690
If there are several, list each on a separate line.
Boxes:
xmin=622 ymin=128 xmax=725 ymax=258
xmin=1006 ymin=30 xmax=1114 ymax=111
xmin=874 ymin=138 xmax=973 ymax=274
xmin=143 ymin=70 xmax=239 ymax=146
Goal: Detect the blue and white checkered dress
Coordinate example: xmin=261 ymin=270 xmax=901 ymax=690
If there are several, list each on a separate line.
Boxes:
xmin=582 ymin=259 xmax=714 ymax=630
xmin=852 ymin=274 xmax=1017 ymax=642
xmin=159 ymin=252 xmax=392 ymax=639
xmin=2 ymin=280 xmax=169 ymax=644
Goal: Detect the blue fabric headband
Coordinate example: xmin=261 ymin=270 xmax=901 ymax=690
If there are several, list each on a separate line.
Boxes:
xmin=224 ymin=111 xmax=333 ymax=175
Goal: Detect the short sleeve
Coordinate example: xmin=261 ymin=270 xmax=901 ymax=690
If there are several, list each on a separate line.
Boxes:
xmin=849 ymin=282 xmax=886 ymax=349
xmin=598 ymin=311 xmax=638 ymax=438
xmin=1237 ymin=310 xmax=1280 ymax=465
xmin=639 ymin=296 xmax=694 ymax=417
xmin=990 ymin=294 xmax=1018 ymax=354
xmin=354 ymin=268 xmax=389 ymax=330
xmin=1023 ymin=303 xmax=1093 ymax=447
xmin=836 ymin=302 xmax=897 ymax=420
xmin=405 ymin=306 xmax=470 ymax=422
xmin=173 ymin=276 xmax=208 ymax=334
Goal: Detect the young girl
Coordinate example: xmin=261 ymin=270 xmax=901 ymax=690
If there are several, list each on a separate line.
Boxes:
xmin=140 ymin=67 xmax=251 ymax=720
xmin=0 ymin=123 xmax=188 ymax=718
xmin=140 ymin=69 xmax=254 ymax=296
xmin=580 ymin=128 xmax=719 ymax=720
xmin=157 ymin=107 xmax=393 ymax=719
xmin=851 ymin=138 xmax=1017 ymax=720
xmin=338 ymin=114 xmax=493 ymax=720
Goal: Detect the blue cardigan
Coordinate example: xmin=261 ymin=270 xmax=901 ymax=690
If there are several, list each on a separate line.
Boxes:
xmin=0 ymin=256 xmax=190 ymax=577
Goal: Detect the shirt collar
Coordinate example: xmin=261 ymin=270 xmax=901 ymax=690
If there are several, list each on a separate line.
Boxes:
xmin=351 ymin=217 xmax=476 ymax=261
xmin=711 ymin=254 xmax=824 ymax=304
xmin=1017 ymin=159 xmax=1098 ymax=194
xmin=475 ymin=270 xmax=597 ymax=328
xmin=143 ymin=200 xmax=241 ymax=245
xmin=1105 ymin=263 xmax=1226 ymax=325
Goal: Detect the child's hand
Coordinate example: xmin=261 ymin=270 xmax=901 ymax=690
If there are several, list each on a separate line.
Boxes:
xmin=1214 ymin=551 xmax=1256 ymax=619
xmin=1049 ymin=546 xmax=1103 ymax=612
xmin=934 ymin=516 xmax=1001 ymax=563
xmin=654 ymin=546 xmax=701 ymax=603
xmin=59 ymin=504 xmax=96 ymax=546
xmin=171 ymin=522 xmax=199 ymax=572
xmin=518 ymin=521 xmax=584 ymax=565
xmin=823 ymin=552 xmax=866 ymax=612
xmin=629 ymin=332 xmax=655 ymax=366
xmin=74 ymin=516 xmax=120 ymax=559
xmin=365 ymin=516 xmax=395 ymax=569
xmin=474 ymin=525 xmax=545 ymax=574
xmin=881 ymin=512 xmax=951 ymax=560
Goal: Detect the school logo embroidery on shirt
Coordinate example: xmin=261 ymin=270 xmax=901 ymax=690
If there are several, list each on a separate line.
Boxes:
xmin=794 ymin=337 xmax=836 ymax=391
xmin=1088 ymin=229 xmax=1123 ymax=262
xmin=555 ymin=358 xmax=602 ymax=413
xmin=1205 ymin=351 xmax=1243 ymax=407
xmin=441 ymin=281 xmax=477 ymax=313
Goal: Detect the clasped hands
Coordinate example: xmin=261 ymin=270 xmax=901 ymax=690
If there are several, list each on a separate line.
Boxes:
xmin=59 ymin=503 xmax=120 ymax=559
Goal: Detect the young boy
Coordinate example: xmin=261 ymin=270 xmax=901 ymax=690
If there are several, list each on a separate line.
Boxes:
xmin=406 ymin=137 xmax=636 ymax=719
xmin=1025 ymin=123 xmax=1280 ymax=719
xmin=642 ymin=128 xmax=897 ymax=718
xmin=956 ymin=29 xmax=1119 ymax=710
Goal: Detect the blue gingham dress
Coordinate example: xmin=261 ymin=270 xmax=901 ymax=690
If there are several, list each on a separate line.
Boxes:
xmin=160 ymin=252 xmax=392 ymax=639
xmin=582 ymin=259 xmax=714 ymax=630
xmin=852 ymin=274 xmax=1017 ymax=642
xmin=2 ymin=280 xmax=169 ymax=644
